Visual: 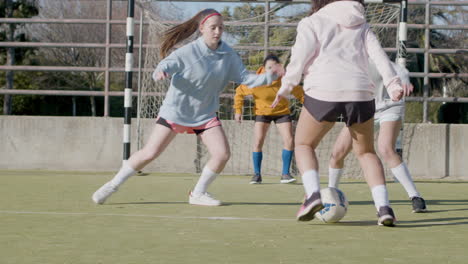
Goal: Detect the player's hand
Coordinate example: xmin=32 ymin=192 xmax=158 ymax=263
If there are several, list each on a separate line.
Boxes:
xmin=155 ymin=71 xmax=170 ymax=80
xmin=234 ymin=113 xmax=242 ymax=123
xmin=391 ymin=89 xmax=404 ymax=102
xmin=271 ymin=64 xmax=285 ymax=77
xmin=402 ymin=82 xmax=414 ymax=96
xmin=271 ymin=94 xmax=286 ymax=108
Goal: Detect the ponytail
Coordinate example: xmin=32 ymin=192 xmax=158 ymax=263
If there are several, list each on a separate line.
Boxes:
xmin=159 ymin=9 xmax=221 ymax=58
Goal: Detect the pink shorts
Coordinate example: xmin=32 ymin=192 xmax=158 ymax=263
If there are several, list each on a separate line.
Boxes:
xmin=156 ymin=116 xmax=222 ymax=135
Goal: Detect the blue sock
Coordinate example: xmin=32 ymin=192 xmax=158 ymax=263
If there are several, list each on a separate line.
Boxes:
xmin=282 ymin=149 xmax=294 ymax=175
xmin=252 ymin=152 xmax=263 ymax=175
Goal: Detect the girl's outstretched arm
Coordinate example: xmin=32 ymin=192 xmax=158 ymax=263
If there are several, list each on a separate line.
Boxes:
xmin=273 ymin=20 xmax=318 ymax=107
xmin=152 ymin=51 xmax=184 ymax=81
xmin=366 ymin=29 xmax=404 ymax=101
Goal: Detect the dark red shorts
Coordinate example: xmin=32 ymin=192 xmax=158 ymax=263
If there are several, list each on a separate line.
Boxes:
xmin=303 ymin=95 xmax=375 ymax=127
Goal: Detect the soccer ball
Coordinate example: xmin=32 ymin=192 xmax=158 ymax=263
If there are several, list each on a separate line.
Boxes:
xmin=314 ymin=187 xmax=349 ymax=223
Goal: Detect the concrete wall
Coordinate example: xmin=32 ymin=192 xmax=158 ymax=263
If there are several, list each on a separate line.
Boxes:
xmin=0 ymin=116 xmax=466 ymax=179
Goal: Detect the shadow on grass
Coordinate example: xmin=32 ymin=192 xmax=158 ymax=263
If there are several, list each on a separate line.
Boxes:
xmin=396 ymin=217 xmax=468 ymax=228
xmin=224 ymin=202 xmax=301 ymax=206
xmin=308 ymin=217 xmax=468 ymax=228
xmin=350 ymin=199 xmax=468 ymax=206
xmin=108 ymin=201 xmax=187 ymax=205
xmin=108 ymin=201 xmax=301 ymax=206
xmin=109 ymin=201 xmax=303 ymax=206
xmin=248 ymin=182 xmax=302 ymax=186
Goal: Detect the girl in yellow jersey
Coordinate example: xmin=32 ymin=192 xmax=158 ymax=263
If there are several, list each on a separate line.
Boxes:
xmin=234 ymin=54 xmax=304 ymax=184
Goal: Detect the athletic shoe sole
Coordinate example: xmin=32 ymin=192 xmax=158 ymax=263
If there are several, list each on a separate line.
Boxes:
xmin=412 ymin=208 xmax=428 ymax=213
xmin=297 ymin=201 xmax=324 ymax=222
xmin=280 ymin=178 xmax=296 ymax=184
xmin=378 ymin=216 xmax=396 ymax=227
xmin=249 ymin=181 xmax=261 ymax=184
xmin=189 ymin=201 xmax=222 ymax=206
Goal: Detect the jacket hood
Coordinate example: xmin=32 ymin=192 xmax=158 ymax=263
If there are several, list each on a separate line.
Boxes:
xmin=317 ymin=1 xmax=366 ymax=27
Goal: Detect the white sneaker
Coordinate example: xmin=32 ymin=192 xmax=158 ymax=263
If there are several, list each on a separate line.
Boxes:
xmin=92 ymin=182 xmax=118 ymax=204
xmin=189 ymin=191 xmax=222 ymax=206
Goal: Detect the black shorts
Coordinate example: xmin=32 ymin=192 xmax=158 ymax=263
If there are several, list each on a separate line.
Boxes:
xmin=255 ymin=114 xmax=292 ymax=124
xmin=303 ymin=95 xmax=375 ymax=127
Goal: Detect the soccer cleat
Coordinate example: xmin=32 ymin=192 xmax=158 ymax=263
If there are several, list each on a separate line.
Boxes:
xmin=92 ymin=181 xmax=118 ymax=204
xmin=411 ymin=196 xmax=427 ymax=213
xmin=377 ymin=206 xmax=396 ymax=227
xmin=249 ymin=173 xmax=262 ymax=184
xmin=189 ymin=191 xmax=222 ymax=206
xmin=280 ymin=174 xmax=296 ymax=184
xmin=296 ymin=191 xmax=324 ymax=221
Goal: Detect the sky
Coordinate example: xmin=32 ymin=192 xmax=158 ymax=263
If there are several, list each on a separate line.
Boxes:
xmin=157 ymin=1 xmax=309 ymax=20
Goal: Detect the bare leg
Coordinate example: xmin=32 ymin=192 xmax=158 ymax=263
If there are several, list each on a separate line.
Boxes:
xmin=294 ymin=108 xmax=332 ymax=221
xmin=328 ymin=126 xmax=353 ymax=188
xmin=295 ymin=108 xmax=334 ymax=174
xmin=348 ymin=118 xmax=385 ymax=188
xmin=329 ymin=126 xmax=353 ymax=169
xmin=189 ymin=126 xmax=230 ymax=205
xmin=128 ymin=124 xmax=177 ymax=171
xmin=253 ymin=121 xmax=270 ymax=152
xmin=198 ymin=126 xmax=231 ymax=173
xmin=275 ymin=121 xmax=294 ymax=151
xmin=377 ymin=120 xmax=402 ymax=168
xmin=379 ymin=120 xmax=423 ymax=201
xmin=92 ymin=123 xmax=176 ymax=204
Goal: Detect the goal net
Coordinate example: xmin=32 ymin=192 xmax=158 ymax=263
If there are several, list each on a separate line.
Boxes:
xmin=135 ymin=0 xmax=407 ymax=179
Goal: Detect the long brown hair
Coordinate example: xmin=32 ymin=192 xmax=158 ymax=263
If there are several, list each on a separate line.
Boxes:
xmin=309 ymin=0 xmax=364 ymax=15
xmin=159 ymin=9 xmax=221 ymax=58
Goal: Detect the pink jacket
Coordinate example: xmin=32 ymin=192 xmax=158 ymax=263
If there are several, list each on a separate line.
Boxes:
xmin=278 ymin=1 xmax=403 ymax=102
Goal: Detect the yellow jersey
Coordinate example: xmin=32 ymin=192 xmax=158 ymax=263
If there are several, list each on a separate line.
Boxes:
xmin=234 ymin=66 xmax=304 ymax=116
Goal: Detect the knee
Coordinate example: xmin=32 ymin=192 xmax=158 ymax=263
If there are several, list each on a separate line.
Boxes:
xmin=217 ymin=150 xmax=231 ymax=164
xmin=284 ymin=136 xmax=294 ymax=149
xmin=330 ymin=149 xmax=345 ymax=165
xmin=378 ymin=144 xmax=395 ymax=161
xmin=253 ymin=140 xmax=264 ymax=152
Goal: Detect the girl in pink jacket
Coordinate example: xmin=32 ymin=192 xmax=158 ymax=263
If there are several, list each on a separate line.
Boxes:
xmin=272 ymin=0 xmax=405 ymax=226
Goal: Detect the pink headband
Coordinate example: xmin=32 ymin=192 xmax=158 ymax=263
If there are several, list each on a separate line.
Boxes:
xmin=200 ymin=13 xmax=221 ymax=25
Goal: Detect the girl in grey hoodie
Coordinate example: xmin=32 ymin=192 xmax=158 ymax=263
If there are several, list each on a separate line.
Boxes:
xmin=92 ymin=9 xmax=284 ymax=206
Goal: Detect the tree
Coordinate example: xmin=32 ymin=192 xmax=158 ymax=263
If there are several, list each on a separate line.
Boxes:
xmin=0 ymin=0 xmax=38 ymax=115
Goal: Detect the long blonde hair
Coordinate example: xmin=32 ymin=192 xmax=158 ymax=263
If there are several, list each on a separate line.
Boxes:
xmin=159 ymin=9 xmax=221 ymax=58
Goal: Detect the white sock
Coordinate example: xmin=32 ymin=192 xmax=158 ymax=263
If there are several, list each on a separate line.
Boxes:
xmin=301 ymin=170 xmax=320 ymax=198
xmin=391 ymin=162 xmax=420 ymax=198
xmin=371 ymin=184 xmax=390 ymax=210
xmin=110 ymin=162 xmax=137 ymax=187
xmin=193 ymin=166 xmax=219 ymax=195
xmin=328 ymin=167 xmax=343 ymax=188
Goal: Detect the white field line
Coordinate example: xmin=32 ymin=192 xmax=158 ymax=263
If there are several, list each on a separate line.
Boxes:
xmin=0 ymin=210 xmax=292 ymax=222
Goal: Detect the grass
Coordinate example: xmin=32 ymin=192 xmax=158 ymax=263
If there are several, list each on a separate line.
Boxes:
xmin=1 ymin=170 xmax=467 ymax=264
